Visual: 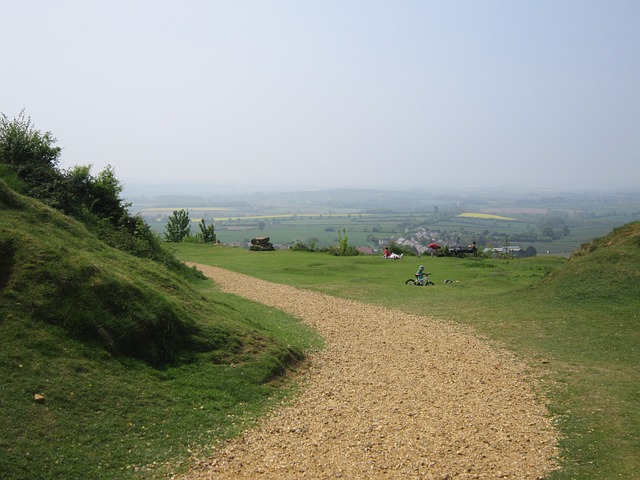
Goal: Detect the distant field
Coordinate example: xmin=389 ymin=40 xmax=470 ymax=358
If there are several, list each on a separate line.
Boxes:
xmin=133 ymin=189 xmax=640 ymax=254
xmin=481 ymin=207 xmax=559 ymax=214
xmin=141 ymin=207 xmax=233 ymax=212
xmin=457 ymin=212 xmax=515 ymax=221
xmin=141 ymin=210 xmax=637 ymax=254
xmin=139 ymin=208 xmax=370 ymax=222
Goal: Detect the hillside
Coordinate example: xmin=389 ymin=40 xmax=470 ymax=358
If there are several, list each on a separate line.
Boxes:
xmin=537 ymin=221 xmax=640 ymax=308
xmin=518 ymin=222 xmax=640 ymax=477
xmin=0 ymin=179 xmax=319 ymax=479
xmin=2 ymin=179 xmax=247 ymax=365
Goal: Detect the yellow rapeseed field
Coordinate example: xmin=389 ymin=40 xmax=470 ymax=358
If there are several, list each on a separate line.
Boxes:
xmin=457 ymin=212 xmax=515 ymax=221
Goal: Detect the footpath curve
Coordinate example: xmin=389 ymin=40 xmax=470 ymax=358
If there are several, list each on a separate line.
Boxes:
xmin=183 ymin=264 xmax=558 ymax=479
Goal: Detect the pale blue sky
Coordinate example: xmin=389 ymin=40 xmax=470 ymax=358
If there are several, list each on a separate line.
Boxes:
xmin=2 ymin=1 xmax=638 ymax=190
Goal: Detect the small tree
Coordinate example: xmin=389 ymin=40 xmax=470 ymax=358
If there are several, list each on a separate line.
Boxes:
xmin=329 ymin=228 xmax=360 ymax=256
xmin=165 ymin=209 xmax=191 ymax=242
xmin=197 ymin=219 xmax=216 ymax=243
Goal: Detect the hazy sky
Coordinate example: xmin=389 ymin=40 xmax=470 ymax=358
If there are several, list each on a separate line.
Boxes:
xmin=2 ymin=1 xmax=639 ymax=191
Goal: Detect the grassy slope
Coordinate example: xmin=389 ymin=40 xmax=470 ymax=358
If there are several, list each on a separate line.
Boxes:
xmin=174 ymin=223 xmax=639 ymax=479
xmin=529 ymin=223 xmax=640 ymax=477
xmin=3 ymin=167 xmax=637 ymax=480
xmin=0 ymin=181 xmax=321 ymax=479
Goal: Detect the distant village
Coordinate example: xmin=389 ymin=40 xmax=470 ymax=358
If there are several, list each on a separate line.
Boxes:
xmin=236 ymin=225 xmax=533 ymax=258
xmin=360 ymin=227 xmax=528 ymax=258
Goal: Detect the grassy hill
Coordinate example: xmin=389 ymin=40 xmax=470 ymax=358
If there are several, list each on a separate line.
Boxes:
xmin=517 ymin=223 xmax=639 ymax=478
xmin=540 ymin=221 xmax=640 ymax=303
xmin=0 ymin=180 xmax=321 ymax=479
xmin=3 ymin=172 xmax=638 ymax=479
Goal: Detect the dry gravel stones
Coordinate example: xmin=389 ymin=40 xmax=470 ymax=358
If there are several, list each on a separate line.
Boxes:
xmin=183 ymin=264 xmax=558 ymax=479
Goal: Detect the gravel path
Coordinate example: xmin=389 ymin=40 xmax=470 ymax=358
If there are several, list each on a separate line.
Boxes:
xmin=182 ymin=264 xmax=558 ymax=479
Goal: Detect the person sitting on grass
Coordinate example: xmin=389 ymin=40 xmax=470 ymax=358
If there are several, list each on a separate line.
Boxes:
xmin=384 ymin=247 xmax=403 ymax=259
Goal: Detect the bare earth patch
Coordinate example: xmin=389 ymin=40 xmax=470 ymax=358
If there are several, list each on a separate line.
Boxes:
xmin=182 ymin=264 xmax=558 ymax=479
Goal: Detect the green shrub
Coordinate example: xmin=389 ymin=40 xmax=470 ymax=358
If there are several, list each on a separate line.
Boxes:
xmin=327 ymin=228 xmax=360 ymax=256
xmin=0 ymin=112 xmax=193 ymax=278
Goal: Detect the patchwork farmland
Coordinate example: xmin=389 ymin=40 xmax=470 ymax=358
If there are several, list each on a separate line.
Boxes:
xmin=130 ymin=188 xmax=640 ymax=256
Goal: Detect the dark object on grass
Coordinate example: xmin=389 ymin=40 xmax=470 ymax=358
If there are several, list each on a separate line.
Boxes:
xmin=250 ymin=237 xmax=275 ymax=251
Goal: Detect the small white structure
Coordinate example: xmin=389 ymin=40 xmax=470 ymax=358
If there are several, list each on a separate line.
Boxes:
xmin=484 ymin=246 xmax=521 ymax=254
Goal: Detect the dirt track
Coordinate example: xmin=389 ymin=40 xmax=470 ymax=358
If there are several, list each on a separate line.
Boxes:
xmin=182 ymin=264 xmax=558 ymax=479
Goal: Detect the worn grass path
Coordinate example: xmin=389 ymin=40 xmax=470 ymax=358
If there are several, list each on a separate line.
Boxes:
xmin=182 ymin=264 xmax=558 ymax=479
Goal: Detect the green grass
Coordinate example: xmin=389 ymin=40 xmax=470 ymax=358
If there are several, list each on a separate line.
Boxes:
xmin=173 ymin=224 xmax=640 ymax=479
xmin=0 ymin=292 xmax=322 ymax=479
xmin=0 ymin=318 xmax=318 ymax=479
xmin=0 ymin=182 xmax=322 ymax=479
xmin=3 ymin=172 xmax=638 ymax=479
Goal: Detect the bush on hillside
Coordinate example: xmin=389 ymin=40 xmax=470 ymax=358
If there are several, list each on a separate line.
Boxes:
xmin=0 ymin=111 xmax=196 ymax=276
xmin=0 ymin=110 xmax=62 ymax=199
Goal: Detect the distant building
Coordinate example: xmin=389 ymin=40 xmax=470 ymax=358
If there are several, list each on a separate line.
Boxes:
xmin=484 ymin=246 xmax=521 ymax=254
